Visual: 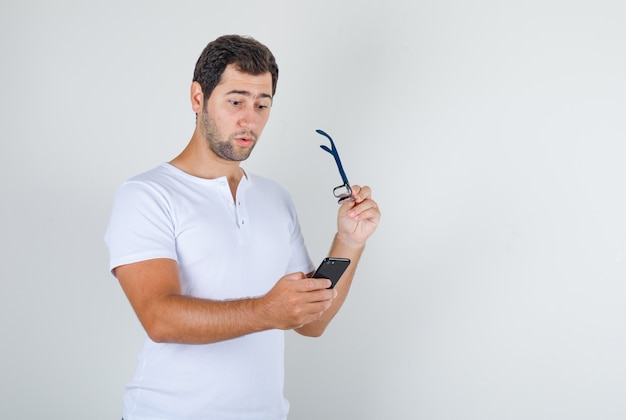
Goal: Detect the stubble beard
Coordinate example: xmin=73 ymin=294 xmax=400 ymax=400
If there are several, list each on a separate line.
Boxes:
xmin=201 ymin=109 xmax=256 ymax=162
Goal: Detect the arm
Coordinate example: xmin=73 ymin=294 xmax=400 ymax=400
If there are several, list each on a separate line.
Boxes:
xmin=295 ymin=184 xmax=381 ymax=337
xmin=115 ymin=258 xmax=336 ymax=344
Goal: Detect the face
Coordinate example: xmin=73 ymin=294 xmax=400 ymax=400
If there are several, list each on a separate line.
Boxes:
xmin=198 ymin=65 xmax=273 ymax=162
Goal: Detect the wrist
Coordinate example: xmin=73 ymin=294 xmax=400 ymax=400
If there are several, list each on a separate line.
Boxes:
xmin=333 ymin=232 xmax=366 ymax=252
xmin=250 ymin=295 xmax=274 ymax=331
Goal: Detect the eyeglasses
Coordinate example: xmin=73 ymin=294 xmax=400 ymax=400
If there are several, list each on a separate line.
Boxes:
xmin=316 ymin=129 xmax=355 ymax=203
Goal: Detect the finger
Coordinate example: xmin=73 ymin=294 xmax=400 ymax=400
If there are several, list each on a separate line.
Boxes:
xmin=348 ymin=185 xmax=372 ymax=203
xmin=282 ymin=271 xmax=307 ymax=282
xmin=347 ymin=199 xmax=379 ymax=220
xmin=300 ymin=278 xmax=332 ymax=291
xmin=304 ymin=288 xmax=336 ymax=305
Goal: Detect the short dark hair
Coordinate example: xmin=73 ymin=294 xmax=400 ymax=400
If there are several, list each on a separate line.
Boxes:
xmin=193 ymin=35 xmax=279 ymax=102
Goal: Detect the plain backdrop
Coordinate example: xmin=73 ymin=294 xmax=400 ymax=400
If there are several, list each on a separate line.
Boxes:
xmin=1 ymin=1 xmax=625 ymax=419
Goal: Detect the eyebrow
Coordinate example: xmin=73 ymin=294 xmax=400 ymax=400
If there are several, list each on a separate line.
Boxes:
xmin=226 ymin=90 xmax=273 ymax=101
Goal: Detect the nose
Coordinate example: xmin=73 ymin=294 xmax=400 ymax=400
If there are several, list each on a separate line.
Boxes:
xmin=237 ymin=105 xmax=258 ymax=129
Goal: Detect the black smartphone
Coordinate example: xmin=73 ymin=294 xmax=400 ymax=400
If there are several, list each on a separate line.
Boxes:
xmin=311 ymin=257 xmax=351 ymax=289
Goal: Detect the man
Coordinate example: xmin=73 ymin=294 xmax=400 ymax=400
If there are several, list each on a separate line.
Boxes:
xmin=105 ymin=34 xmax=380 ymax=419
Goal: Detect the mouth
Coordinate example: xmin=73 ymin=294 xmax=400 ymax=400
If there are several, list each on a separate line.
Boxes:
xmin=233 ymin=133 xmax=256 ymax=147
xmin=235 ymin=137 xmax=253 ymax=147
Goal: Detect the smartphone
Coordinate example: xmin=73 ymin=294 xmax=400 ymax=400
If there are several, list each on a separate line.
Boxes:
xmin=311 ymin=257 xmax=351 ymax=289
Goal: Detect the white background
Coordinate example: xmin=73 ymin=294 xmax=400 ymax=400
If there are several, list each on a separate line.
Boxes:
xmin=1 ymin=1 xmax=625 ymax=419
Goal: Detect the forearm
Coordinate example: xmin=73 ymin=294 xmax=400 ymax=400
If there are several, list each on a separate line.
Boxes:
xmin=296 ymin=233 xmax=365 ymax=337
xmin=117 ymin=258 xmax=336 ymax=344
xmin=142 ymin=294 xmax=271 ymax=344
xmin=296 ymin=182 xmax=381 ymax=337
xmin=116 ymin=259 xmax=277 ymax=345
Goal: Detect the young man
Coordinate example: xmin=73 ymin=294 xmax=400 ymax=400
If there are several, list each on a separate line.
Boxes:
xmin=105 ymin=34 xmax=380 ymax=419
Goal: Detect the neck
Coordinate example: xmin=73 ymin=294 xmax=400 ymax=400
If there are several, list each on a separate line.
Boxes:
xmin=170 ymin=134 xmax=246 ymax=201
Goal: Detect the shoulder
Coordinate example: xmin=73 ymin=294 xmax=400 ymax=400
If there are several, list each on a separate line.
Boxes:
xmin=246 ymin=172 xmax=292 ymax=201
xmin=117 ymin=163 xmax=191 ymax=197
xmin=246 ymin=171 xmax=287 ymax=193
xmin=125 ymin=163 xmax=178 ymax=188
xmin=111 ymin=164 xmax=181 ymax=211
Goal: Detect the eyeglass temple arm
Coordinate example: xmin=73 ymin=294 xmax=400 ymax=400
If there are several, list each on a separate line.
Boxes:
xmin=316 ymin=129 xmax=350 ymax=185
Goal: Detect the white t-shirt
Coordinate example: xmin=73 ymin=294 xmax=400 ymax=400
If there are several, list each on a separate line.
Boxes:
xmin=105 ymin=163 xmax=315 ymax=420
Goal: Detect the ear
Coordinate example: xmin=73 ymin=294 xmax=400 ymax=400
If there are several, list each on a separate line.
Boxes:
xmin=190 ymin=81 xmax=204 ymax=114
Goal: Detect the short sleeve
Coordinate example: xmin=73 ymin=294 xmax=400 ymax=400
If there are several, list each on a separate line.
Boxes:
xmin=104 ymin=180 xmax=177 ymax=274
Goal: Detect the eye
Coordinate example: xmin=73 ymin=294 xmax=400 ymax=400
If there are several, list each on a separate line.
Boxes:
xmin=256 ymin=100 xmax=272 ymax=111
xmin=229 ymin=100 xmax=242 ymax=107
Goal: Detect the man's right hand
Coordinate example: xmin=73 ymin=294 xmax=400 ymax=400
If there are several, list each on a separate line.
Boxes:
xmin=258 ymin=272 xmax=336 ymax=330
